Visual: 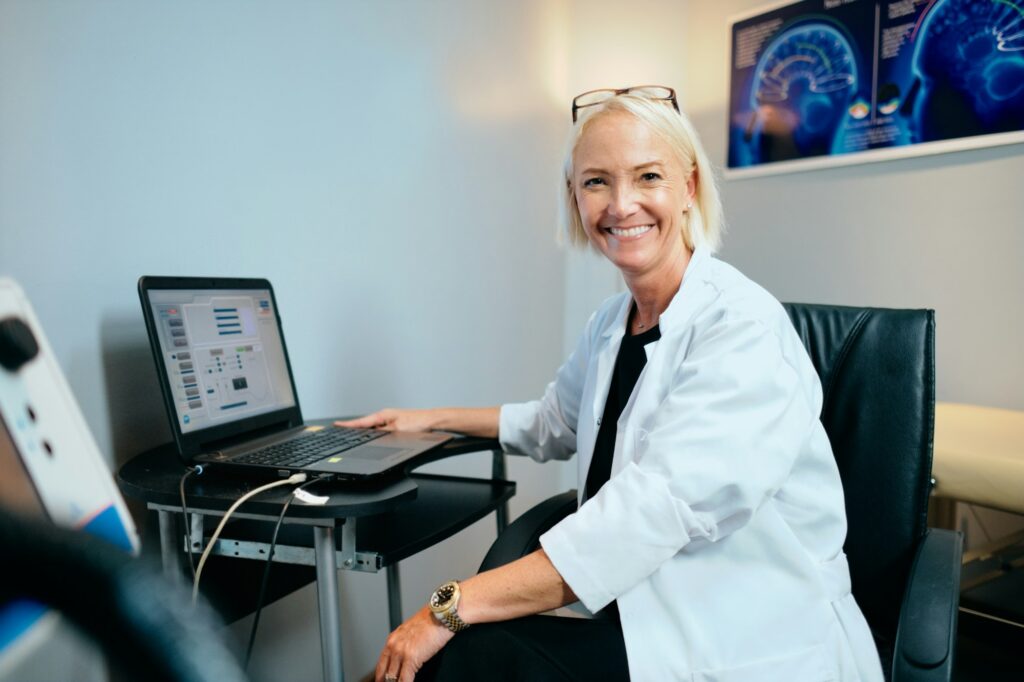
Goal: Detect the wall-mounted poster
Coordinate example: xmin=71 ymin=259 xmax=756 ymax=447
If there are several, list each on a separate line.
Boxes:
xmin=727 ymin=0 xmax=1024 ymax=177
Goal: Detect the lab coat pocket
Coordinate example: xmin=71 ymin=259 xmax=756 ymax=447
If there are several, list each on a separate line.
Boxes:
xmin=690 ymin=643 xmax=837 ymax=682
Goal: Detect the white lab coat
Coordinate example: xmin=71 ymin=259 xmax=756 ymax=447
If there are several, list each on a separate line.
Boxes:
xmin=499 ymin=247 xmax=884 ymax=681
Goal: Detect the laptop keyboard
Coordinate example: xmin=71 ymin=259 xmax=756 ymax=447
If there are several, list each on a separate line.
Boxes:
xmin=233 ymin=427 xmax=386 ymax=468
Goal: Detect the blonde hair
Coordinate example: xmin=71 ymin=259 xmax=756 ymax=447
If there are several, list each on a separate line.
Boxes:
xmin=560 ymin=95 xmax=723 ymax=252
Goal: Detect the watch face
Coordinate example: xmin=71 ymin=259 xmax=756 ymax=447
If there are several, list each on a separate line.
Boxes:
xmin=431 ymin=582 xmax=457 ymax=610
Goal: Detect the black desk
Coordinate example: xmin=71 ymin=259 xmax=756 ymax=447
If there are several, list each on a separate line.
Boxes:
xmin=117 ymin=433 xmax=512 ymax=682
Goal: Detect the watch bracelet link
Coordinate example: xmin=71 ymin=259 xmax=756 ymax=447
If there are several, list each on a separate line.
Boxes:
xmin=439 ymin=608 xmax=470 ymax=632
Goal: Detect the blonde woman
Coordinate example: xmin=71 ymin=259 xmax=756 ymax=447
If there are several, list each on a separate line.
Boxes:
xmin=341 ymin=87 xmax=883 ymax=682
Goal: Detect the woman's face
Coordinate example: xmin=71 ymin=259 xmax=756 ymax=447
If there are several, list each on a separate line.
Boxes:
xmin=572 ymin=111 xmax=695 ymax=279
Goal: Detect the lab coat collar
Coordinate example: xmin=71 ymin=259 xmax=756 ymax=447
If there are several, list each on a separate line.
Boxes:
xmin=600 ymin=245 xmax=713 ymax=340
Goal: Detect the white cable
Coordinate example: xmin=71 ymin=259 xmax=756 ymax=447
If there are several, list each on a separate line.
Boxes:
xmin=192 ymin=473 xmax=308 ymax=605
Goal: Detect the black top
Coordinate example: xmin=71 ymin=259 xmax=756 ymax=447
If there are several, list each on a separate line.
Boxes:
xmin=584 ymin=322 xmax=662 ymax=501
xmin=582 ymin=321 xmax=661 ymax=619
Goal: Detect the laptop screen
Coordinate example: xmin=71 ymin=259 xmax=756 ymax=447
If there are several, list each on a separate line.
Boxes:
xmin=145 ymin=288 xmax=297 ymax=435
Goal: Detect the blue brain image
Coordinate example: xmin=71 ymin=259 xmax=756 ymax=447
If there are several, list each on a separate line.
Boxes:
xmin=907 ymin=0 xmax=1024 ymax=142
xmin=745 ymin=22 xmax=859 ymax=162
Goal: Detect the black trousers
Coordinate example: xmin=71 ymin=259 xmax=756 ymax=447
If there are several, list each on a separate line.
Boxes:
xmin=417 ymin=615 xmax=630 ymax=682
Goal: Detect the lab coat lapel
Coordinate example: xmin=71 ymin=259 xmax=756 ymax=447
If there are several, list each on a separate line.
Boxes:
xmin=610 ymin=343 xmax=655 ymax=478
xmin=576 ymin=296 xmax=630 ymax=498
xmin=577 ymin=248 xmax=713 ymax=501
xmin=608 ymin=247 xmax=714 ymax=477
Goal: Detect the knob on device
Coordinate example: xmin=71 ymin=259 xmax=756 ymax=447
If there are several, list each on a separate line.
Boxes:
xmin=0 ymin=317 xmax=39 ymax=371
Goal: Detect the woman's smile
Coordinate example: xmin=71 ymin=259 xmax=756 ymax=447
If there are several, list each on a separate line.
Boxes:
xmin=603 ymin=224 xmax=654 ymax=239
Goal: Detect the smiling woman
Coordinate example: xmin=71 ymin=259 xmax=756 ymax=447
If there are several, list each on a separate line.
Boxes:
xmin=563 ymin=90 xmax=722 ymax=253
xmin=564 ymin=95 xmax=723 ymax=335
xmin=573 ymin=113 xmax=694 ymax=326
xmin=340 ymin=87 xmax=884 ymax=682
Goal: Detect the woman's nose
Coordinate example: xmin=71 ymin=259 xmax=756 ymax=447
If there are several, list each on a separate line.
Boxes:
xmin=608 ymin=183 xmax=639 ymax=218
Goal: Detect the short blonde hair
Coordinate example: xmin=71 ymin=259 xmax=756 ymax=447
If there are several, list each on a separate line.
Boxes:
xmin=561 ymin=95 xmax=723 ymax=253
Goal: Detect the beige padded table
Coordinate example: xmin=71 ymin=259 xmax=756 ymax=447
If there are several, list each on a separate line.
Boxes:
xmin=932 ymin=402 xmax=1024 ymax=515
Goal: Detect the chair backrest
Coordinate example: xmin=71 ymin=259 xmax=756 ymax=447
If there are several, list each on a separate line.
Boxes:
xmin=783 ymin=303 xmax=935 ymax=655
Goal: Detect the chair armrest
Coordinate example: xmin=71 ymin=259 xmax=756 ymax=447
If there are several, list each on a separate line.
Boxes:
xmin=478 ymin=490 xmax=577 ymax=572
xmin=893 ymin=528 xmax=964 ymax=682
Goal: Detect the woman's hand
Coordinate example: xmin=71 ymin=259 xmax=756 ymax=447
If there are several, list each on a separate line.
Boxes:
xmin=375 ymin=606 xmax=454 ymax=682
xmin=337 ymin=406 xmax=500 ymax=438
xmin=335 ymin=408 xmax=439 ymax=432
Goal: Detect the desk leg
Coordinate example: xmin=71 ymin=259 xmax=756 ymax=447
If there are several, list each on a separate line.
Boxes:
xmin=386 ymin=564 xmax=402 ymax=631
xmin=314 ymin=525 xmax=345 ymax=682
xmin=492 ymin=449 xmax=509 ymax=534
xmin=157 ymin=510 xmax=181 ymax=586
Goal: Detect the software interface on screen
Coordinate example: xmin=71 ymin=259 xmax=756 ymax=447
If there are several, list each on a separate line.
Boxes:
xmin=147 ymin=289 xmax=296 ymax=434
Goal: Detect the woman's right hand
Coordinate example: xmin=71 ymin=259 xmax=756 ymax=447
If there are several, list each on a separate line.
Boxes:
xmin=335 ymin=408 xmax=440 ymax=433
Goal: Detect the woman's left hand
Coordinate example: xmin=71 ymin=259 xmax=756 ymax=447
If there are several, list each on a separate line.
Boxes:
xmin=375 ymin=606 xmax=454 ymax=682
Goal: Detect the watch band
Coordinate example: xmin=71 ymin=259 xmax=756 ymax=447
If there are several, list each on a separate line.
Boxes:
xmin=436 ymin=607 xmax=469 ymax=633
xmin=429 ymin=580 xmax=471 ymax=633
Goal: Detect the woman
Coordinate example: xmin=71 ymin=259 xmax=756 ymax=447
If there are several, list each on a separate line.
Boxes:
xmin=339 ymin=87 xmax=884 ymax=681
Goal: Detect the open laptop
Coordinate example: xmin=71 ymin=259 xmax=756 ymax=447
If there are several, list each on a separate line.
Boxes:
xmin=137 ymin=276 xmax=450 ymax=480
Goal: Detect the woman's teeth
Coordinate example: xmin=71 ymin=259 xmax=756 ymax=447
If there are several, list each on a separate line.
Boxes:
xmin=607 ymin=225 xmax=653 ymax=237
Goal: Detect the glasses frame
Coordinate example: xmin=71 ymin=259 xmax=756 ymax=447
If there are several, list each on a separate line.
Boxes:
xmin=571 ymin=85 xmax=679 ymax=123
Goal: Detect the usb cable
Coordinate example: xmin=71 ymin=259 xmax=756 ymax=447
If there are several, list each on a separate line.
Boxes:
xmin=192 ymin=473 xmax=308 ymax=605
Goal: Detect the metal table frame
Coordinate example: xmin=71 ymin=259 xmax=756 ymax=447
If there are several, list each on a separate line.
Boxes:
xmin=129 ymin=444 xmax=511 ymax=682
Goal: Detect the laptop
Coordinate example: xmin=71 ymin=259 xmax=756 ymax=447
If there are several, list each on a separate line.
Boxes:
xmin=137 ymin=276 xmax=451 ymax=479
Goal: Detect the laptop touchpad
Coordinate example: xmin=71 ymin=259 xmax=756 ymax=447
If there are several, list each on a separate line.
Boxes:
xmin=348 ymin=446 xmax=406 ymax=461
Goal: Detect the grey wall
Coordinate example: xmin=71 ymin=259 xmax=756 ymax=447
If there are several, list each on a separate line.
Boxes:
xmin=0 ymin=1 xmax=576 ymax=679
xmin=0 ymin=0 xmax=697 ymax=679
xmin=683 ymin=0 xmax=1024 ymax=413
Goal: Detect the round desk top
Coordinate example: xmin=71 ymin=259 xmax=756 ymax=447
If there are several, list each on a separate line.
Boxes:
xmin=117 ymin=435 xmax=502 ymax=520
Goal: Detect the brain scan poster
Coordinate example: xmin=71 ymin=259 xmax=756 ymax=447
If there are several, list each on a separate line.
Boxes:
xmin=727 ymin=0 xmax=1024 ymax=175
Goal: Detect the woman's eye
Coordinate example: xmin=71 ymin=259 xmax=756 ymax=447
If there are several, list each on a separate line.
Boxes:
xmin=641 ymin=172 xmax=662 ymax=182
xmin=582 ymin=177 xmax=605 ymax=187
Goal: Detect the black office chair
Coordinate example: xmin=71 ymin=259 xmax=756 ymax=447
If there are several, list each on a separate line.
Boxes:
xmin=480 ymin=303 xmax=962 ymax=681
xmin=0 ymin=507 xmax=248 ymax=682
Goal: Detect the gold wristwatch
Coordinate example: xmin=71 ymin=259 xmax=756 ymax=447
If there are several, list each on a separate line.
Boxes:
xmin=428 ymin=580 xmax=470 ymax=632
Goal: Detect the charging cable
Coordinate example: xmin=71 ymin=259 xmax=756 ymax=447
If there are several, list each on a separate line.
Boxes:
xmin=178 ymin=465 xmax=204 ymax=579
xmin=244 ymin=477 xmax=320 ymax=667
xmin=192 ymin=473 xmax=307 ymax=605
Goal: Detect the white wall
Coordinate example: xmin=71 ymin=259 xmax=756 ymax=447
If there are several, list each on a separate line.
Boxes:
xmin=0 ymin=1 xmax=575 ymax=679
